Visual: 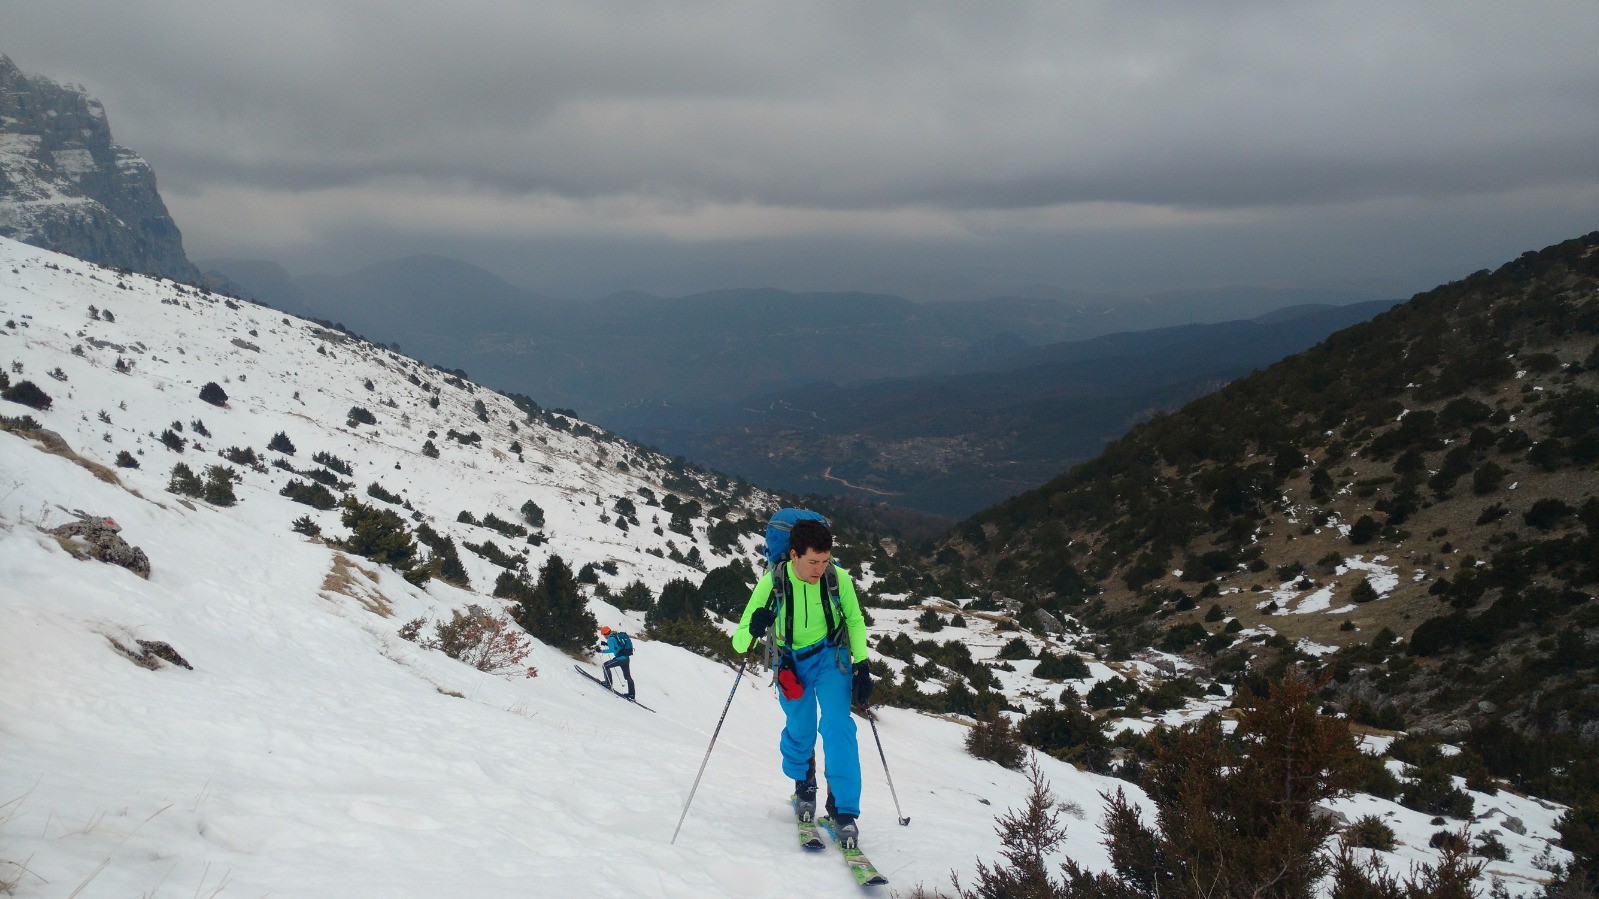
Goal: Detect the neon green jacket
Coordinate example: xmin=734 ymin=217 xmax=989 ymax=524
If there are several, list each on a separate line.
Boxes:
xmin=732 ymin=563 xmax=870 ymax=664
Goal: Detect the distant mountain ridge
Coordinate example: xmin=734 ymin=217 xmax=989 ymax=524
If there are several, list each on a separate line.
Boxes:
xmin=616 ymin=299 xmax=1398 ymax=517
xmin=208 ymin=253 xmax=1388 ymax=418
xmin=0 ymin=55 xmax=200 ymax=282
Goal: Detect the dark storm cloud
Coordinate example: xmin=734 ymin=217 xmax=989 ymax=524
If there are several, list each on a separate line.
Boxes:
xmin=7 ymin=1 xmax=1597 ymax=295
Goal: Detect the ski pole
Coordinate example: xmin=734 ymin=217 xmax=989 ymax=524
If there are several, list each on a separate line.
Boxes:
xmin=867 ymin=710 xmax=911 ymax=826
xmin=671 ymin=654 xmax=751 ymax=845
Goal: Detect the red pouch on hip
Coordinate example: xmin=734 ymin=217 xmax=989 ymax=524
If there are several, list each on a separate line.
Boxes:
xmin=777 ymin=666 xmax=804 ymax=699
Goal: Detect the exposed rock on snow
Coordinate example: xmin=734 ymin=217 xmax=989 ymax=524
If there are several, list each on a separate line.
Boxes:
xmin=48 ymin=511 xmax=150 ymax=578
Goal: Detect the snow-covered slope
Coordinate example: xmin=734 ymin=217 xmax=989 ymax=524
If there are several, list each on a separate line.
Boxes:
xmin=0 ymin=237 xmax=1135 ymax=897
xmin=0 ymin=237 xmax=1573 ymax=897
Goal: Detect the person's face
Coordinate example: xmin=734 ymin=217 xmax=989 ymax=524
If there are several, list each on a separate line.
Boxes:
xmin=791 ymin=547 xmax=832 ymax=584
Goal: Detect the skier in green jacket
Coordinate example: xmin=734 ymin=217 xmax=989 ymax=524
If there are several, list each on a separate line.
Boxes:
xmin=732 ymin=518 xmax=872 ymax=847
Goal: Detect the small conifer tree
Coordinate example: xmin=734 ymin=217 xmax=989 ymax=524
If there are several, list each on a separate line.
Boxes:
xmin=966 ymin=704 xmax=1025 ymax=769
xmin=337 ymin=496 xmax=418 ymax=574
xmin=1 ymin=379 xmax=52 ymax=410
xmin=168 ymin=463 xmax=203 ymax=498
xmin=202 ymin=465 xmax=238 ymax=506
xmin=198 ymin=381 xmax=228 ymax=406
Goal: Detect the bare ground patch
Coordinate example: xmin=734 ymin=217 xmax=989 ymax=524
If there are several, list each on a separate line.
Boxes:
xmin=319 ymin=552 xmax=394 ymax=618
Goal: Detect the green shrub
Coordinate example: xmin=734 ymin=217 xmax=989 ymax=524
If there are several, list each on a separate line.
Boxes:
xmin=698 ymin=563 xmax=753 ymax=620
xmin=267 ymin=431 xmax=296 ymax=454
xmin=202 ymin=465 xmax=238 ymax=506
xmin=1348 ymin=750 xmax=1403 ymax=800
xmin=1349 ymin=515 xmax=1380 ymax=545
xmin=313 ymin=451 xmax=353 ymax=475
xmin=414 ymin=523 xmax=470 ymax=589
xmin=168 ymin=463 xmax=203 ymax=498
xmin=1401 ymin=769 xmax=1474 ymax=819
xmin=462 ymin=539 xmax=518 ymax=569
xmin=1016 ymin=703 xmax=1112 ymax=773
xmin=613 ymin=580 xmax=655 ymax=612
xmin=1033 ymin=650 xmax=1090 ymax=680
xmin=280 ymin=479 xmax=337 ymax=510
xmin=500 ymin=554 xmax=595 ymax=652
xmin=1352 ymin=578 xmax=1379 ymax=603
xmin=520 ymin=499 xmax=545 ymax=528
xmin=1 ymin=379 xmax=51 ymax=410
xmin=966 ymin=704 xmax=1026 ymax=769
xmin=337 ymin=497 xmax=419 ymax=574
xmin=198 ymin=381 xmax=228 ymax=406
xmin=1343 ymin=814 xmax=1397 ymax=851
xmin=648 ymin=615 xmax=739 ymax=665
xmin=646 ymin=578 xmax=704 ymax=631
xmin=1473 ymin=832 xmax=1508 ymax=861
xmin=481 ymin=513 xmax=528 ymax=539
xmin=1160 ymin=621 xmax=1209 ymax=652
xmin=1524 ymin=498 xmax=1575 ymax=531
xmin=996 ymin=636 xmax=1032 ymax=660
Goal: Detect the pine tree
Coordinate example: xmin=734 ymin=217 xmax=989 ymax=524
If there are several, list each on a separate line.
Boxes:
xmin=202 ymin=465 xmax=238 ymax=506
xmin=337 ymin=497 xmax=418 ymax=572
xmin=966 ymin=704 xmax=1025 ymax=769
xmin=167 ymin=463 xmax=203 ymax=498
xmin=646 ymin=578 xmax=703 ymax=631
xmin=506 ymin=555 xmax=595 ymax=652
xmin=951 ymin=756 xmax=1069 ymax=899
xmin=698 ymin=563 xmax=753 ymax=620
xmin=198 ymin=381 xmax=228 ymax=406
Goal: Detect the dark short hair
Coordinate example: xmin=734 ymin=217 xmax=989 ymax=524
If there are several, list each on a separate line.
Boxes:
xmin=788 ymin=518 xmax=833 ymax=559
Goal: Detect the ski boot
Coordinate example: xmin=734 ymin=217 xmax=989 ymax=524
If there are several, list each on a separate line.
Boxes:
xmin=833 ymin=813 xmax=860 ymax=850
xmin=794 ymin=758 xmax=819 ymax=822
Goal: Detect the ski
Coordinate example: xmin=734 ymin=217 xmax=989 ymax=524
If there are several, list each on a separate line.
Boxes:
xmin=572 ymin=664 xmax=655 ymax=712
xmin=817 ymin=816 xmax=889 ymax=886
xmin=790 ymin=795 xmax=825 ymax=850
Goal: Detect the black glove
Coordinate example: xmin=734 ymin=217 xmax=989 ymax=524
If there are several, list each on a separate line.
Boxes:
xmin=748 ymin=607 xmax=776 ymax=639
xmin=852 ymin=661 xmax=873 ymax=706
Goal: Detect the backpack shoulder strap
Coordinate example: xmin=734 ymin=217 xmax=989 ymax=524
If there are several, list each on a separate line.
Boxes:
xmin=821 ymin=564 xmax=844 ymax=639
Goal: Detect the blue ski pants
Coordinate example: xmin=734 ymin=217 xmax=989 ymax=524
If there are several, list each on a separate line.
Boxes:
xmin=778 ymin=640 xmax=860 ymax=817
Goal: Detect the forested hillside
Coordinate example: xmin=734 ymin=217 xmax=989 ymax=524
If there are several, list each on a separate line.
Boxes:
xmin=935 ymin=233 xmax=1599 ymax=811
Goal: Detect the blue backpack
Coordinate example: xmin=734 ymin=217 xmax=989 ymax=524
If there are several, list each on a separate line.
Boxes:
xmin=763 ymin=508 xmax=828 ymax=570
xmin=761 ymin=509 xmax=845 ymax=651
xmin=613 ymin=632 xmax=633 ymax=657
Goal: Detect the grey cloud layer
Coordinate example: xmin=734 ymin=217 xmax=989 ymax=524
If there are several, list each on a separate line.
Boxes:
xmin=7 ymin=0 xmax=1597 ymax=293
xmin=15 ymin=1 xmax=1596 ymax=207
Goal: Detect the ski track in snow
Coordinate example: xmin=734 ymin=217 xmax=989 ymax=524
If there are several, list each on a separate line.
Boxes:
xmin=0 ymin=238 xmax=1569 ymax=897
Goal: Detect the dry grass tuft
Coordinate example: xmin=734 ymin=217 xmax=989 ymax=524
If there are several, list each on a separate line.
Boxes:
xmin=320 ymin=553 xmax=395 ymax=617
xmin=3 ymin=425 xmax=123 ymax=487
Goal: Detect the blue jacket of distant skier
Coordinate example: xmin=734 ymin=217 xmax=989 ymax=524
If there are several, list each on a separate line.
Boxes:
xmin=604 ymin=632 xmax=633 ymax=657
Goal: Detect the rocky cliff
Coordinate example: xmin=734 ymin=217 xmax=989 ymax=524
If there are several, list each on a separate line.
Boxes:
xmin=0 ymin=55 xmax=200 ymax=282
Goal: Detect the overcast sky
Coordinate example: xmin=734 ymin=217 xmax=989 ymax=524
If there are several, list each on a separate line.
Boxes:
xmin=9 ymin=1 xmax=1597 ymax=300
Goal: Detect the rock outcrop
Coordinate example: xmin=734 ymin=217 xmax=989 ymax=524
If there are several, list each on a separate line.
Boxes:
xmin=49 ymin=513 xmax=151 ymax=579
xmin=0 ymin=55 xmax=201 ymax=282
